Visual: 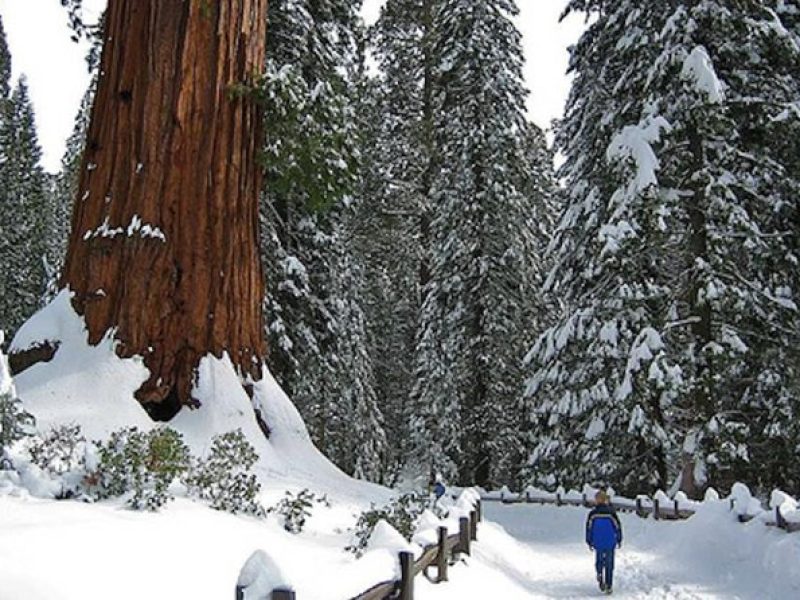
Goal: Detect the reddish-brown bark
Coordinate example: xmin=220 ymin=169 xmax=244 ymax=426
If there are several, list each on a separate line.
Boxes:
xmin=56 ymin=0 xmax=269 ymax=418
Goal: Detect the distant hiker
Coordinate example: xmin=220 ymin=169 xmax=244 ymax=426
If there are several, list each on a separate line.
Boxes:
xmin=433 ymin=476 xmax=446 ymax=500
xmin=586 ymin=489 xmax=623 ymax=594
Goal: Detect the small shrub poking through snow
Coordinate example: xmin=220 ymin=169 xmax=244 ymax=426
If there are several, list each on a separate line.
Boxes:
xmin=0 ymin=390 xmax=35 ymax=469
xmin=186 ymin=429 xmax=264 ymax=516
xmin=270 ymin=489 xmax=330 ymax=533
xmin=94 ymin=427 xmax=191 ymax=510
xmin=0 ymin=337 xmax=35 ymax=469
xmin=27 ymin=424 xmax=92 ymax=498
xmin=347 ymin=492 xmax=428 ymax=556
xmin=4 ymin=419 xmax=266 ymax=517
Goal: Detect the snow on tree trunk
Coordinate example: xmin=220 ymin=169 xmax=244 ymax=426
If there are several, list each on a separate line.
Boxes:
xmin=23 ymin=1 xmax=269 ymax=418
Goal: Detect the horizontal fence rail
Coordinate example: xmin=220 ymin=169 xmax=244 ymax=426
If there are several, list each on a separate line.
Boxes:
xmin=349 ymin=503 xmax=481 ymax=600
xmin=482 ymin=489 xmax=800 ymax=533
xmin=237 ymin=495 xmax=482 ymax=600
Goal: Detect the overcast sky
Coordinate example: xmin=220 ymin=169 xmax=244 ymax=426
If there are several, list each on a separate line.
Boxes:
xmin=0 ymin=0 xmax=584 ymax=173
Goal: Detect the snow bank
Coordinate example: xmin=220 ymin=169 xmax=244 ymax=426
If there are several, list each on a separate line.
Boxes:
xmin=237 ymin=550 xmax=292 ymax=600
xmin=9 ymin=290 xmax=388 ymax=503
xmin=478 ymin=501 xmax=800 ymax=599
xmin=730 ymin=482 xmax=764 ymax=518
xmin=367 ymin=520 xmax=417 ymax=555
xmin=11 ymin=290 xmax=154 ymax=438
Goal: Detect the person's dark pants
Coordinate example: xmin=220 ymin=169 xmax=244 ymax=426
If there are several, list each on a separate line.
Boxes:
xmin=595 ymin=548 xmax=615 ymax=589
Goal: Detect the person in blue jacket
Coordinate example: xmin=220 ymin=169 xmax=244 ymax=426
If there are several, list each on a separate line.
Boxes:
xmin=585 ymin=489 xmax=623 ymax=594
xmin=433 ymin=476 xmax=446 ymax=500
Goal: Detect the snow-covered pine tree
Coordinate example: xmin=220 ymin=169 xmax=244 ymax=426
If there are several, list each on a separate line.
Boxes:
xmin=776 ymin=0 xmax=800 ymax=41
xmin=0 ymin=16 xmax=9 ymax=111
xmin=260 ymin=0 xmax=357 ymax=397
xmin=525 ymin=0 xmax=800 ymax=496
xmin=44 ymin=88 xmax=92 ymax=302
xmin=345 ymin=32 xmax=419 ymax=484
xmin=328 ymin=216 xmax=388 ymax=482
xmin=412 ymin=0 xmax=539 ymax=487
xmin=649 ymin=0 xmax=800 ymax=494
xmin=0 ymin=73 xmax=48 ymax=338
xmin=524 ymin=1 xmax=683 ymax=494
xmin=0 ymin=16 xmax=12 ymax=330
xmin=496 ymin=123 xmax=560 ymax=488
xmin=0 ymin=332 xmax=34 ymax=466
xmin=261 ymin=1 xmax=389 ymax=479
xmin=352 ymin=0 xmax=442 ymax=482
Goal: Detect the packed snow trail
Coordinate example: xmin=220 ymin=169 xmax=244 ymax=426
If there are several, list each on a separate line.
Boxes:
xmin=418 ymin=502 xmax=800 ymax=599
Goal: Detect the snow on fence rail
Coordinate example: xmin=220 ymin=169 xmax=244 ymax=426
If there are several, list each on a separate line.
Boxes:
xmin=236 ymin=491 xmax=483 ymax=600
xmin=481 ymin=484 xmax=800 ymax=534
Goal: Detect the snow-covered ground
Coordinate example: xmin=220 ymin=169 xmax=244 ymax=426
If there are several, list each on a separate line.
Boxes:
xmin=419 ymin=502 xmax=800 ymax=599
xmin=3 ymin=491 xmax=798 ymax=599
xmin=3 ymin=294 xmax=800 ymax=599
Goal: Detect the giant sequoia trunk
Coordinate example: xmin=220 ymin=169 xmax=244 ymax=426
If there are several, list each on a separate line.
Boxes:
xmin=56 ymin=0 xmax=269 ymax=418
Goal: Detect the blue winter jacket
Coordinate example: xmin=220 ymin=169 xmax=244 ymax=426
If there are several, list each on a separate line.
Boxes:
xmin=433 ymin=482 xmax=445 ymax=499
xmin=586 ymin=504 xmax=623 ymax=551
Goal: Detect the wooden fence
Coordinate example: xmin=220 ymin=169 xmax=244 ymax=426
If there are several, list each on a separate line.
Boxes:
xmin=237 ymin=499 xmax=482 ymax=600
xmin=483 ymin=489 xmax=800 ymax=533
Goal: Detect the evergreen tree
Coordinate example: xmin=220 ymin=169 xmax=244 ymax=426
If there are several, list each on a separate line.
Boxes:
xmin=498 ymin=123 xmax=560 ymax=488
xmin=353 ymin=0 xmax=441 ymax=482
xmin=261 ymin=1 xmax=389 ymax=480
xmin=412 ymin=0 xmax=540 ymax=487
xmin=329 ymin=216 xmax=388 ymax=481
xmin=0 ymin=73 xmax=48 ymax=338
xmin=525 ymin=0 xmax=800 ymax=496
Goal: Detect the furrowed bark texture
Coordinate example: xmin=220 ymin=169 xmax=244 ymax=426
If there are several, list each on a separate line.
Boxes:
xmin=60 ymin=0 xmax=269 ymax=417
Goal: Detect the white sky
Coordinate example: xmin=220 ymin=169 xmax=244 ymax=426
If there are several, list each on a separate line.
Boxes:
xmin=0 ymin=0 xmax=583 ymax=173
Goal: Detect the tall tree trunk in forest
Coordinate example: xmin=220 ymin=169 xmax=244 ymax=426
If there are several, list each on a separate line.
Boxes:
xmin=680 ymin=123 xmax=714 ymax=497
xmin=21 ymin=0 xmax=269 ymax=419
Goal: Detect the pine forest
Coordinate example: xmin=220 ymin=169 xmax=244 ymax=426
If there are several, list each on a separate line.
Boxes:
xmin=1 ymin=0 xmax=799 ymax=505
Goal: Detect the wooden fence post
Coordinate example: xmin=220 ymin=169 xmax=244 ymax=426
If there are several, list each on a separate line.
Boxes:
xmin=525 ymin=489 xmax=531 ymax=503
xmin=674 ymin=499 xmax=680 ymax=518
xmin=582 ymin=492 xmax=587 ymax=507
xmin=235 ymin=585 xmax=245 ymax=600
xmin=437 ymin=526 xmax=449 ymax=583
xmin=477 ymin=500 xmax=482 ymax=522
xmin=556 ymin=492 xmax=562 ymax=507
xmin=470 ymin=510 xmax=478 ymax=542
xmin=776 ymin=506 xmax=787 ymax=530
xmin=459 ymin=517 xmax=471 ymax=556
xmin=635 ymin=497 xmax=643 ymax=517
xmin=273 ymin=588 xmax=296 ymax=600
xmin=399 ymin=551 xmax=414 ymax=600
xmin=653 ymin=499 xmax=660 ymax=521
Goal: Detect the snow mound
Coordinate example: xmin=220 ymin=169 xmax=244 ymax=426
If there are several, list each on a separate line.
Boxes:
xmin=367 ymin=520 xmax=416 ymax=555
xmin=11 ymin=290 xmax=154 ymax=438
xmin=730 ymin=482 xmax=762 ymax=517
xmin=413 ymin=509 xmax=444 ymax=546
xmin=237 ymin=550 xmax=292 ymax=600
xmin=10 ymin=291 xmax=388 ymax=503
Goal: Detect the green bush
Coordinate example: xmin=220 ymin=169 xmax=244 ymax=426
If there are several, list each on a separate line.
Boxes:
xmin=0 ymin=389 xmax=35 ymax=468
xmin=94 ymin=427 xmax=191 ymax=511
xmin=270 ymin=489 xmax=330 ymax=533
xmin=347 ymin=492 xmax=428 ymax=556
xmin=28 ymin=424 xmax=86 ymax=475
xmin=27 ymin=424 xmax=89 ymax=498
xmin=186 ymin=429 xmax=264 ymax=516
